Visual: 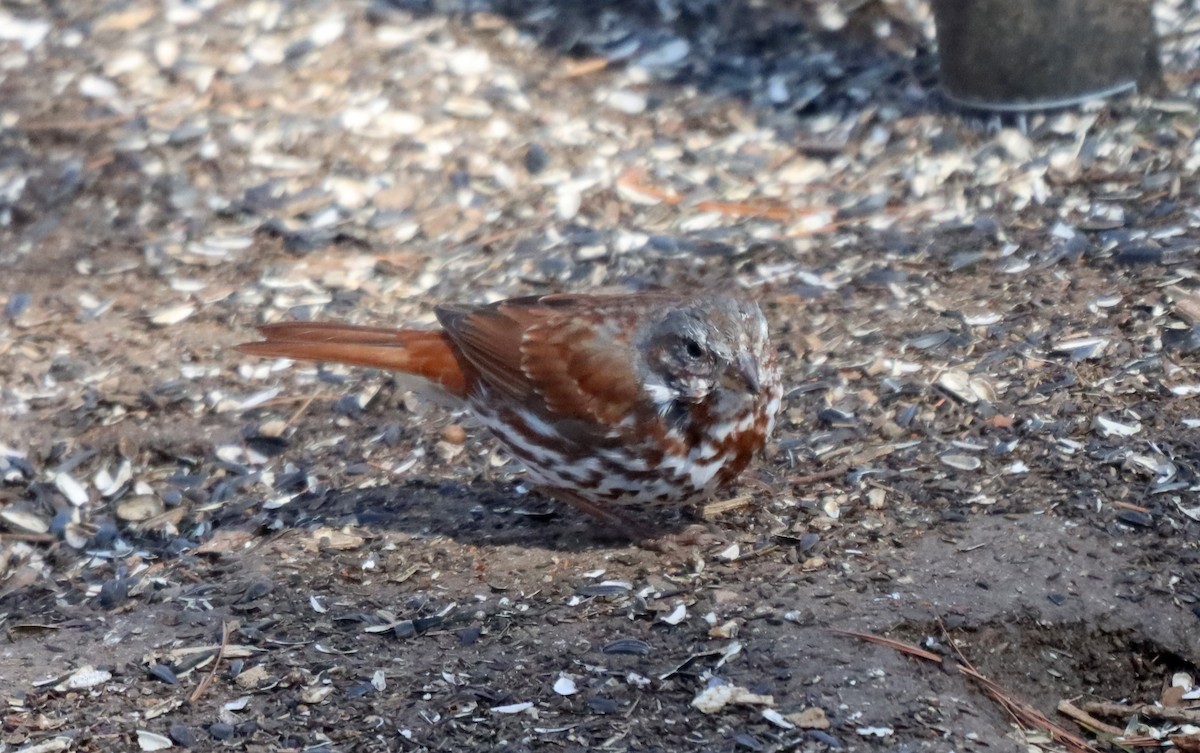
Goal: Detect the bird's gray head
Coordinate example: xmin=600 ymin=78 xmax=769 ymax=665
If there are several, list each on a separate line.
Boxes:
xmin=635 ymin=296 xmax=770 ymax=416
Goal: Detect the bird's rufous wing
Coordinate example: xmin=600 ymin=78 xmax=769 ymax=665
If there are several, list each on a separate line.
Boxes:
xmin=435 ymin=297 xmax=643 ymax=426
xmin=237 ymin=322 xmax=468 ymax=398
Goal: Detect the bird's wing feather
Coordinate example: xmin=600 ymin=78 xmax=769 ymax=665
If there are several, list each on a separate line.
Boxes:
xmin=434 ymin=303 xmax=536 ymax=403
xmin=436 ymin=297 xmax=645 ymax=426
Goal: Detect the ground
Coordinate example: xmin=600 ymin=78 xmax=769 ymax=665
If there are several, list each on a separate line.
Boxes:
xmin=1 ymin=1 xmax=1199 ymax=751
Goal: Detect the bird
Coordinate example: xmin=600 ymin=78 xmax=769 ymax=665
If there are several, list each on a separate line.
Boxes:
xmin=238 ymin=292 xmax=782 ymax=545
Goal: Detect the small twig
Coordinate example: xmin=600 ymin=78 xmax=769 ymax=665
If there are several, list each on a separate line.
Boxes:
xmin=189 ymin=621 xmax=231 ymax=704
xmin=932 ymin=620 xmax=1099 ymax=753
xmin=367 ymin=461 xmax=411 ymax=478
xmin=733 ymin=544 xmax=780 ymax=562
xmin=0 ymin=532 xmax=58 ymax=544
xmin=693 ymin=199 xmax=819 ymax=222
xmin=1110 ymin=500 xmax=1151 ymax=514
xmin=834 ymin=628 xmax=1103 ymax=753
xmin=1081 ymin=700 xmax=1200 ymax=725
xmin=252 ymin=394 xmax=336 ymax=409
xmin=790 ymin=465 xmax=849 ymax=486
xmin=829 ymin=628 xmax=945 ymax=663
xmin=562 ymin=57 xmax=609 ymax=77
xmin=958 ymin=665 xmax=1099 ymax=753
xmin=700 ymin=494 xmax=752 ymax=518
xmin=615 ymin=168 xmax=682 ymax=205
xmin=19 ymin=114 xmax=133 ymax=132
xmin=284 ymin=394 xmax=319 ymax=429
xmin=1057 ymin=700 xmax=1126 ymax=737
xmin=613 ymin=168 xmax=846 ymax=231
xmin=474 ymin=226 xmax=527 ymax=248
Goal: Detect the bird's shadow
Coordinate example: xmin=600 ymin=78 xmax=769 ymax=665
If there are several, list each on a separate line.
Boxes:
xmin=253 ymin=479 xmax=685 ymax=551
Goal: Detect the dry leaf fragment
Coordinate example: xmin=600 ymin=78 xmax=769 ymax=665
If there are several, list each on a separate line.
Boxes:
xmin=788 ymin=706 xmax=831 ymax=729
xmin=304 ymin=527 xmax=365 ymax=552
xmin=691 ymin=684 xmax=774 ymax=713
xmin=194 ymin=529 xmax=255 ymax=555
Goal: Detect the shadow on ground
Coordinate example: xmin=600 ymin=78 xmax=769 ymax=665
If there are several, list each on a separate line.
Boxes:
xmin=258 ymin=480 xmax=644 ymax=550
xmin=390 ymin=0 xmax=940 ymax=121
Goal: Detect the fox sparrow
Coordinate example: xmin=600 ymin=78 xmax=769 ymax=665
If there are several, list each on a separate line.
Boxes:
xmin=239 ymin=293 xmax=782 ymax=541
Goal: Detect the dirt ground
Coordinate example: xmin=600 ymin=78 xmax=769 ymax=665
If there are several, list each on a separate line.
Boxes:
xmin=2 ymin=1 xmax=1200 ymax=752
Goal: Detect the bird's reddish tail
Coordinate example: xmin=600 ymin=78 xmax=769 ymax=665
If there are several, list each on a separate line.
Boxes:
xmin=238 ymin=322 xmax=468 ymax=398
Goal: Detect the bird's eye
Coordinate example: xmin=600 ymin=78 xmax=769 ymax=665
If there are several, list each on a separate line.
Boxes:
xmin=683 ymin=339 xmax=705 ymax=359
